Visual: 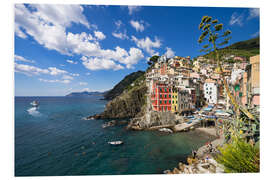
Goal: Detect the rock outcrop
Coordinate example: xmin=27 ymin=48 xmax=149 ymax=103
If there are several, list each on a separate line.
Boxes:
xmin=88 ymin=83 xmax=147 ymax=120
xmin=127 ymin=111 xmax=184 ymax=130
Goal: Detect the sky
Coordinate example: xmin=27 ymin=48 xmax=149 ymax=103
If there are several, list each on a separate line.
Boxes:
xmin=14 ymin=4 xmax=259 ymax=96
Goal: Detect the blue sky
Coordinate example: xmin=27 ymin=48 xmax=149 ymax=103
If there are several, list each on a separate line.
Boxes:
xmin=14 ymin=4 xmax=259 ymax=96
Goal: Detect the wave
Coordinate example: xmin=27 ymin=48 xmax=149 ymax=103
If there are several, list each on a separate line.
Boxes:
xmin=27 ymin=107 xmax=41 ymax=117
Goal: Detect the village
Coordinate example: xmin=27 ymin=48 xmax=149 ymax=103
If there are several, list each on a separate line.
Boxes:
xmin=144 ymin=54 xmax=260 ymax=173
xmin=145 ymin=54 xmax=260 ymax=133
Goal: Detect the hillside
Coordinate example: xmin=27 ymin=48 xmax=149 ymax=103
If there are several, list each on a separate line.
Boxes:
xmin=202 ymin=36 xmax=259 ymax=60
xmin=103 ymin=70 xmax=145 ymax=100
xmin=88 ymin=73 xmax=147 ymax=119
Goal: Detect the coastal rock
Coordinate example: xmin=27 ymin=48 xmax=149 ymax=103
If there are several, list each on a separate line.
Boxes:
xmin=128 ymin=111 xmax=183 ymax=129
xmin=92 ymin=83 xmax=147 ymax=120
xmin=100 ymin=84 xmax=147 ymax=119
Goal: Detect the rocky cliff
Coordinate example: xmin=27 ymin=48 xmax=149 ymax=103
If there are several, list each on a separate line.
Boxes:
xmin=89 ymin=81 xmax=147 ymax=119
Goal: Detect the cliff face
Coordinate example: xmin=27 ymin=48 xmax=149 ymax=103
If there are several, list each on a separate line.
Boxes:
xmin=96 ymin=83 xmax=147 ymax=119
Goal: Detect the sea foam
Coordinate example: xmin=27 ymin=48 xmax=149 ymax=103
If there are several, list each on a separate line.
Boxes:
xmin=27 ymin=107 xmax=41 ymax=117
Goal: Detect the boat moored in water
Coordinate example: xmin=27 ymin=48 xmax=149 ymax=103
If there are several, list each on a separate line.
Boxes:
xmin=108 ymin=141 xmax=123 ymax=145
xmin=30 ymin=100 xmax=39 ymax=107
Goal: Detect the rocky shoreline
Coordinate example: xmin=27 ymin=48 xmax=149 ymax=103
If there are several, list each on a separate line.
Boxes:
xmin=164 ymin=130 xmax=225 ymax=174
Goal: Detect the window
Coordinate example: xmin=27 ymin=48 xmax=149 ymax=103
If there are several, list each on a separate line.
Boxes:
xmin=172 ymin=95 xmax=174 ymax=98
xmin=169 ymin=95 xmax=171 ymax=98
xmin=165 ymin=88 xmax=167 ymax=92
xmin=160 ymin=100 xmax=162 ymax=104
xmin=176 ymin=101 xmax=178 ymax=104
xmin=160 ymin=88 xmax=162 ymax=92
xmin=165 ymin=100 xmax=167 ymax=104
xmin=172 ymin=100 xmax=174 ymax=104
xmin=165 ymin=95 xmax=167 ymax=98
xmin=169 ymin=100 xmax=171 ymax=104
xmin=160 ymin=95 xmax=162 ymax=98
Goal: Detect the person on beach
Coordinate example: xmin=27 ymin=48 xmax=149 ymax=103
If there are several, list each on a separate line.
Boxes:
xmin=209 ymin=143 xmax=213 ymax=153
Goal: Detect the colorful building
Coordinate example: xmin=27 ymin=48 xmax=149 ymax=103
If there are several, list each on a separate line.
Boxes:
xmin=203 ymin=79 xmax=218 ymax=104
xmin=151 ymin=82 xmax=172 ymax=112
xmin=250 ymin=55 xmax=260 ymax=107
xmin=178 ymin=89 xmax=193 ymax=114
xmin=171 ymin=88 xmax=178 ymax=113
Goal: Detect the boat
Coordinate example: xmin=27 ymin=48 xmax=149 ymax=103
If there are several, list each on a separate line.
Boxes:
xmin=159 ymin=128 xmax=173 ymax=133
xmin=30 ymin=100 xmax=39 ymax=107
xmin=108 ymin=141 xmax=123 ymax=145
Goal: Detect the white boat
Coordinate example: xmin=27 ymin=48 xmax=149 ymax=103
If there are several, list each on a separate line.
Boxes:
xmin=30 ymin=101 xmax=39 ymax=107
xmin=108 ymin=141 xmax=123 ymax=145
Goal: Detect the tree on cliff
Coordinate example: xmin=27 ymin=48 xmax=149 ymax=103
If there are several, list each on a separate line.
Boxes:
xmin=147 ymin=55 xmax=159 ymax=66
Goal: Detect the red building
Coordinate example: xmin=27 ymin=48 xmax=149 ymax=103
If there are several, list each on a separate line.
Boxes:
xmin=151 ymin=82 xmax=172 ymax=112
xmin=160 ymin=63 xmax=167 ymax=75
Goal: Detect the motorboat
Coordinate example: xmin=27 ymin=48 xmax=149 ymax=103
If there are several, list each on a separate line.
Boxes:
xmin=30 ymin=100 xmax=39 ymax=107
xmin=108 ymin=141 xmax=123 ymax=145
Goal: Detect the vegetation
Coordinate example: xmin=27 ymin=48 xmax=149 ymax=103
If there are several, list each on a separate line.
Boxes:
xmin=125 ymin=73 xmax=146 ymax=91
xmin=104 ymin=71 xmax=145 ymax=100
xmin=216 ymin=137 xmax=260 ymax=173
xmin=203 ymin=37 xmax=260 ymax=61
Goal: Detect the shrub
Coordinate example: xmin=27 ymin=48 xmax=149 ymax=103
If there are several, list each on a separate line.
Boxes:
xmin=215 ymin=137 xmax=260 ymax=173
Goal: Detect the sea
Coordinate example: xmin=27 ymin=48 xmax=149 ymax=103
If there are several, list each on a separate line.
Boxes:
xmin=15 ymin=96 xmax=215 ymax=176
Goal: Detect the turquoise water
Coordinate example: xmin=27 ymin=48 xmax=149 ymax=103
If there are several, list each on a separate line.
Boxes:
xmin=15 ymin=96 xmax=215 ymax=176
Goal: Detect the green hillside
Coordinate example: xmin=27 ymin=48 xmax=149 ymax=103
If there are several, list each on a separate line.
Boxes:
xmin=202 ymin=36 xmax=259 ymax=61
xmin=104 ymin=71 xmax=145 ymax=100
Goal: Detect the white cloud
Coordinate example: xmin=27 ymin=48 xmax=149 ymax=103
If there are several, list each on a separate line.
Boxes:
xmin=15 ymin=5 xmax=144 ymax=71
xmin=39 ymin=78 xmax=71 ymax=84
xmin=131 ymin=36 xmax=161 ymax=56
xmin=48 ymin=67 xmax=67 ymax=75
xmin=251 ymin=31 xmax=259 ymax=37
xmin=127 ymin=6 xmax=141 ymax=15
xmin=248 ymin=8 xmax=259 ymax=20
xmin=94 ymin=31 xmax=106 ymax=40
xmin=70 ymin=73 xmax=80 ymax=77
xmin=15 ymin=63 xmax=49 ymax=76
xmin=29 ymin=4 xmax=90 ymax=28
xmin=112 ymin=31 xmax=129 ymax=40
xmin=130 ymin=20 xmax=145 ymax=32
xmin=79 ymin=82 xmax=88 ymax=86
xmin=15 ymin=63 xmax=68 ymax=77
xmin=115 ymin=20 xmax=123 ymax=29
xmin=229 ymin=12 xmax=244 ymax=26
xmin=66 ymin=59 xmax=78 ymax=64
xmin=118 ymin=48 xmax=144 ymax=69
xmin=14 ymin=55 xmax=35 ymax=63
xmin=62 ymin=75 xmax=74 ymax=80
xmin=81 ymin=56 xmax=124 ymax=71
xmin=86 ymin=72 xmax=91 ymax=75
xmin=164 ymin=47 xmax=175 ymax=58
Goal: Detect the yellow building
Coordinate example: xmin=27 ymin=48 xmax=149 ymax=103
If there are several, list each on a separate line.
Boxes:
xmin=171 ymin=89 xmax=178 ymax=112
xmin=250 ymin=55 xmax=260 ymax=91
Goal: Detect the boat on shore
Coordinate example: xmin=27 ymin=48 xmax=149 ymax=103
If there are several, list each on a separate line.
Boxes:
xmin=108 ymin=141 xmax=123 ymax=146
